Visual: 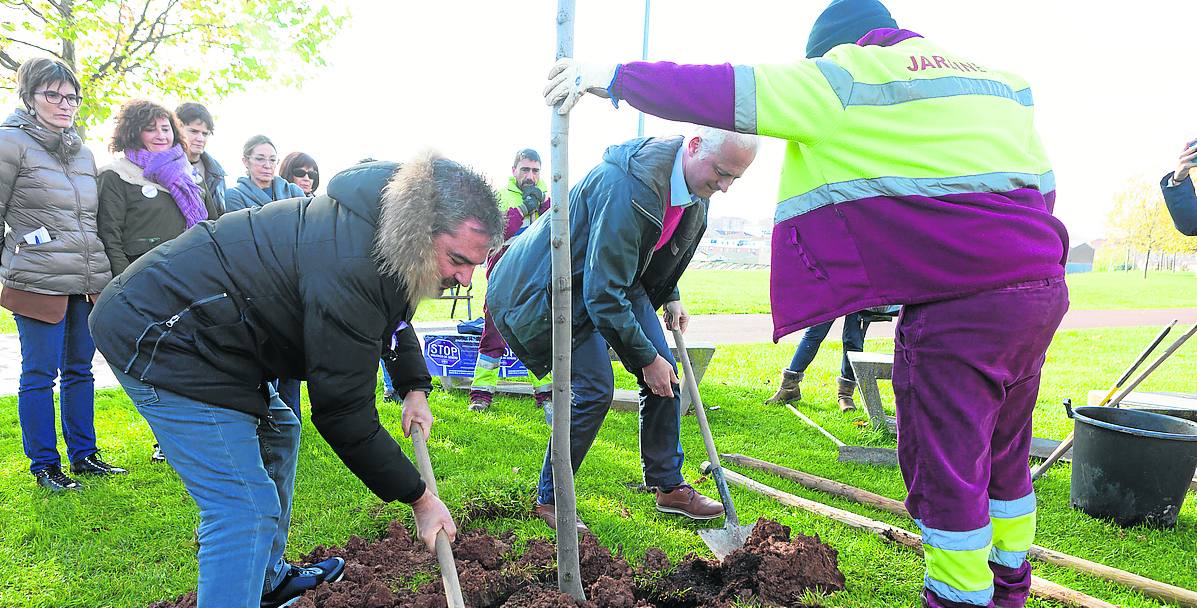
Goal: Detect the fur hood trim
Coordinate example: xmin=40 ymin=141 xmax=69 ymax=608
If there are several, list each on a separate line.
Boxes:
xmin=374 ymin=152 xmax=443 ymax=308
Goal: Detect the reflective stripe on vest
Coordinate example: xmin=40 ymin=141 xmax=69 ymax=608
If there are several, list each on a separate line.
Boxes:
xmin=775 ymin=170 xmax=1055 ymax=223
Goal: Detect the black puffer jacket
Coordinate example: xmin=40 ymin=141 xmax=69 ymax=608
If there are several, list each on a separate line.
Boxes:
xmin=90 ymin=161 xmax=436 ymax=503
xmin=486 ymin=136 xmax=708 ymax=377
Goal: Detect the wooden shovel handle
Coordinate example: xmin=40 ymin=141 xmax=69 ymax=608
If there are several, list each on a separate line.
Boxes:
xmin=410 ymin=422 xmax=465 ymax=608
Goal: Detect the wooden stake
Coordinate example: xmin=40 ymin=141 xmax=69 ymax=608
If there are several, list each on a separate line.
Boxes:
xmin=714 ymin=465 xmax=1117 ymax=608
xmin=549 ymin=0 xmax=584 ymax=601
xmin=722 ymin=453 xmax=1197 ymax=608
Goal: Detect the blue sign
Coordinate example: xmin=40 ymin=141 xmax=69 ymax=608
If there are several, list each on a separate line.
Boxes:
xmin=423 ymin=333 xmax=530 ymax=379
xmin=426 ymin=338 xmax=461 ymax=367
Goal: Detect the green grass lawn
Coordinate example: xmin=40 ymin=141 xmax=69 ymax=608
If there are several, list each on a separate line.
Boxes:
xmin=4 ymin=269 xmax=1189 ymax=335
xmin=1 ymin=327 xmax=1194 ymax=607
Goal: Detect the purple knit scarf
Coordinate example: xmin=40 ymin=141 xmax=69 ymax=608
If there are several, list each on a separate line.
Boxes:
xmin=125 ymin=144 xmax=207 ymax=228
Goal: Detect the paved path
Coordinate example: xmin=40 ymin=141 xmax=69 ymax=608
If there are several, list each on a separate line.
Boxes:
xmin=3 ymin=307 xmax=1195 ymax=397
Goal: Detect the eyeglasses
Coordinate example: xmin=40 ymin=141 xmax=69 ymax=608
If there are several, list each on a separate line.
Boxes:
xmin=249 ymin=155 xmax=278 ymax=166
xmin=290 ymin=168 xmax=318 ymax=180
xmin=36 ymin=90 xmax=83 ymax=107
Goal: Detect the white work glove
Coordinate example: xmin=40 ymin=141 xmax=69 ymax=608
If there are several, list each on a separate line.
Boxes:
xmin=544 ymin=58 xmax=617 ymax=115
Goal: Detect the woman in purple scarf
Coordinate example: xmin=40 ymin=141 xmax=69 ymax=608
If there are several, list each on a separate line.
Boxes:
xmin=96 ymin=98 xmax=223 ymax=462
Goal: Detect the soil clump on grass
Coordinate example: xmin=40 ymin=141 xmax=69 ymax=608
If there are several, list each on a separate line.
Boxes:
xmin=148 ymin=518 xmax=844 ymax=607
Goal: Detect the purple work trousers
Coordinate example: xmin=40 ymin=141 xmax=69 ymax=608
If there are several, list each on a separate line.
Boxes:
xmin=478 ymin=245 xmax=510 ymax=360
xmin=895 ymin=278 xmax=1068 ymax=608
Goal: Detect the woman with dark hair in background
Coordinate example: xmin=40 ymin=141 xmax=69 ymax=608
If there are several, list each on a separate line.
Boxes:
xmin=0 ymin=57 xmax=125 ymax=490
xmin=97 ymin=98 xmax=222 ymax=462
xmin=225 ymin=135 xmax=305 ymax=417
xmin=280 ymin=151 xmax=319 ymax=197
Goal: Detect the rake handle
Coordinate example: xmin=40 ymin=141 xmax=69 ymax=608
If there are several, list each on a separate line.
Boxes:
xmin=1031 ymin=321 xmax=1185 ymax=481
xmin=1107 ymin=322 xmax=1197 ymax=408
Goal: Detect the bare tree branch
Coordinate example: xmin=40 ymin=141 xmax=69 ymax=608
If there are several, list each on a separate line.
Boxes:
xmin=2 ymin=36 xmax=64 ymax=58
xmin=0 ymin=48 xmax=20 ymax=70
xmin=93 ymin=0 xmax=185 ymax=80
xmin=9 ymin=1 xmax=48 ymax=23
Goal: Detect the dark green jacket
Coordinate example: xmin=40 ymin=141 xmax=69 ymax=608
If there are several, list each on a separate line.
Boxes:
xmin=97 ymin=157 xmax=222 ymax=276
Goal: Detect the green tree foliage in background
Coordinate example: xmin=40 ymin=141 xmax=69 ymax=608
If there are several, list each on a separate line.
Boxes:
xmin=1107 ymin=175 xmax=1197 ymax=276
xmin=0 ymin=0 xmax=347 ymax=135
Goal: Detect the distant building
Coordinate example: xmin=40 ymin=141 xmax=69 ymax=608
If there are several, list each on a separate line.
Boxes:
xmin=1066 ymin=242 xmax=1095 ymax=273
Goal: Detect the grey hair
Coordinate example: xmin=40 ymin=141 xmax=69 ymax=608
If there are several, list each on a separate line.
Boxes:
xmin=428 ymin=158 xmax=504 ymax=248
xmin=241 ymin=134 xmax=275 ymax=158
xmin=693 ymin=127 xmax=759 ymax=159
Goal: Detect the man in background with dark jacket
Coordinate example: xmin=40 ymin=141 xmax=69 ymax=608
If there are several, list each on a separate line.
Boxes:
xmin=487 ymin=127 xmax=757 ymax=530
xmin=90 ymin=155 xmax=502 ymax=608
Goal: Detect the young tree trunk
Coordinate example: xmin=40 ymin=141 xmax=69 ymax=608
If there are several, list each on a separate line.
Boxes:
xmin=549 ymin=0 xmax=584 ymax=601
xmin=57 ymin=0 xmax=87 ymax=141
xmin=1143 ymin=248 xmax=1151 ymax=279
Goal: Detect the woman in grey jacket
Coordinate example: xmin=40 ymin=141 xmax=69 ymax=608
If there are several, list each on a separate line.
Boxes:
xmin=0 ymin=58 xmax=125 ymax=491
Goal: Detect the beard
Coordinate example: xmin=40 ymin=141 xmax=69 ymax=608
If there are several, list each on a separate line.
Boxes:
xmin=519 ymin=178 xmax=536 ymax=189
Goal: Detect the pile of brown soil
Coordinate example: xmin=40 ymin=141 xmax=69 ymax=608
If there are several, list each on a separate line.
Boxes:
xmin=148 ymin=518 xmax=845 ymax=608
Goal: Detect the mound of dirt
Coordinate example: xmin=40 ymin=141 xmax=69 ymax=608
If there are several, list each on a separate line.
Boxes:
xmin=148 ymin=518 xmax=845 ymax=608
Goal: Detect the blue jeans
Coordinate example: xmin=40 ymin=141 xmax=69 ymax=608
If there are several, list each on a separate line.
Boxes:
xmin=15 ymin=295 xmax=98 ymax=472
xmin=787 ymin=312 xmax=870 ymax=381
xmin=380 ymin=360 xmax=394 ymax=394
xmin=537 ymin=284 xmax=685 ymax=504
xmin=112 ymin=368 xmax=301 ymax=608
xmin=271 ymin=378 xmax=302 ymax=418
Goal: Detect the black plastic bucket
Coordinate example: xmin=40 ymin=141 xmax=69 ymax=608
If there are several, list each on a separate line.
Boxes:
xmin=1068 ymin=404 xmax=1197 ymax=528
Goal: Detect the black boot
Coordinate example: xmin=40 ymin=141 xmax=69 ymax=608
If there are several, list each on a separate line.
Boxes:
xmin=33 ymin=465 xmax=82 ymax=491
xmin=71 ymin=452 xmax=128 ymax=475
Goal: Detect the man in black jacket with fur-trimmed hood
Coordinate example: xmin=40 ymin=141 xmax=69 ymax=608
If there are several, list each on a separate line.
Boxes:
xmin=487 ymin=127 xmax=757 ymax=531
xmin=90 ymin=155 xmax=502 ymax=608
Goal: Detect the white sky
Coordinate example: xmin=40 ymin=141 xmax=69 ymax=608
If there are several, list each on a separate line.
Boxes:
xmin=13 ymin=1 xmax=1197 ymax=243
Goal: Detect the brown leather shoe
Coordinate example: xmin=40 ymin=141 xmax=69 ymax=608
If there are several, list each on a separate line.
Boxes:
xmin=533 ymin=502 xmax=588 ymax=532
xmin=654 ymin=484 xmax=725 ymax=520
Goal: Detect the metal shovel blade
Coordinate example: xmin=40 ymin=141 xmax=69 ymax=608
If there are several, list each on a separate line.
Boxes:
xmin=698 ymin=521 xmax=756 ymax=561
xmin=837 ymin=446 xmax=898 ymax=467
